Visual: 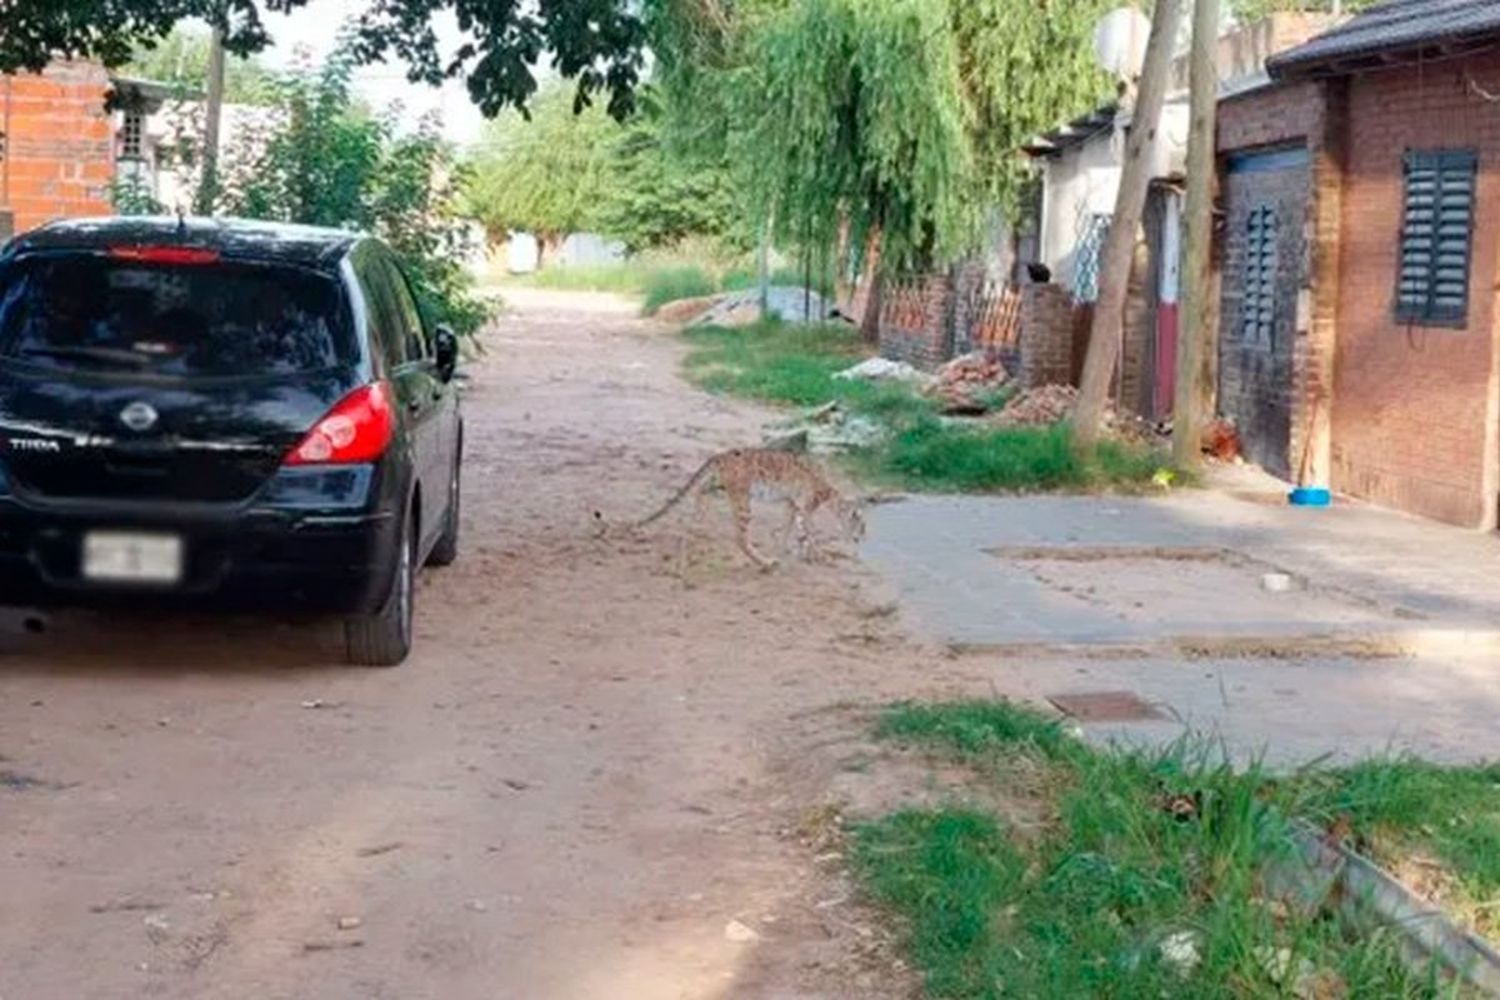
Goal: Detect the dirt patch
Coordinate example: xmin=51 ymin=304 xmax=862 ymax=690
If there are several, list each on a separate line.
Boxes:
xmin=0 ymin=287 xmax=942 ymax=1000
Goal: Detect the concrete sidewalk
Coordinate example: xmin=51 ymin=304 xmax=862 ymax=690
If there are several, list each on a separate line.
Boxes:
xmin=861 ymin=475 xmax=1500 ymax=649
xmin=858 ymin=474 xmax=1500 ymax=765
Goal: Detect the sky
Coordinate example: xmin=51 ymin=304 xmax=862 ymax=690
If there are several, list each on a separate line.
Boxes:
xmin=256 ymin=0 xmax=488 ymax=148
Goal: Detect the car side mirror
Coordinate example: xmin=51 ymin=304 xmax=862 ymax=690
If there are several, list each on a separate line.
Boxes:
xmin=434 ymin=325 xmax=459 ymax=382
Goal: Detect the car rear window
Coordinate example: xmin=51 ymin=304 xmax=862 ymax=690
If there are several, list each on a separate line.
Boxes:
xmin=0 ymin=253 xmax=354 ymax=378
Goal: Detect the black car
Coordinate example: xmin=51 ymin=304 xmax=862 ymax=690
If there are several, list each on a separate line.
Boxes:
xmin=0 ymin=217 xmax=464 ymax=666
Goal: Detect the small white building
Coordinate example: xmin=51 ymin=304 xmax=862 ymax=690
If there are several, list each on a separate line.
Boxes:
xmin=110 ymin=76 xmax=281 ymax=214
xmin=1024 ymin=100 xmax=1188 ymax=303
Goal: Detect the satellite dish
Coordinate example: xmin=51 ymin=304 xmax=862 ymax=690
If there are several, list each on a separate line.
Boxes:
xmin=1094 ymin=7 xmax=1152 ymax=79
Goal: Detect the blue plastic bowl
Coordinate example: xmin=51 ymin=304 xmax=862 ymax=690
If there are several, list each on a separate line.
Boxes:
xmin=1288 ymin=487 xmax=1332 ymax=507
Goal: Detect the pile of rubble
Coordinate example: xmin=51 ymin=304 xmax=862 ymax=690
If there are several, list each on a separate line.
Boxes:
xmin=993 ymin=385 xmax=1162 ymax=443
xmin=688 ymin=287 xmax=840 ymax=328
xmin=926 ymin=352 xmax=1010 ymax=414
xmin=993 ymin=385 xmax=1078 ymax=427
xmin=762 ymin=401 xmax=887 ymax=455
xmin=833 ymin=357 xmax=928 ymax=384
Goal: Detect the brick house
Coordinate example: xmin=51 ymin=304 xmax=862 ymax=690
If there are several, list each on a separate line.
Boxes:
xmin=0 ymin=62 xmax=115 ymax=236
xmin=1219 ymin=1 xmax=1500 ymax=527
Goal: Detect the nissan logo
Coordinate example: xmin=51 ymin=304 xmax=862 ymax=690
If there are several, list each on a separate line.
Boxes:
xmin=119 ymin=402 xmax=159 ymax=432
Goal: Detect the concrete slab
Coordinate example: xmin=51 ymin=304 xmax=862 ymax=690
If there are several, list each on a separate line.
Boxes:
xmin=860 ymin=487 xmax=1500 ymax=648
xmin=968 ymin=650 xmax=1500 ymax=767
xmin=858 ymin=480 xmax=1500 ymax=765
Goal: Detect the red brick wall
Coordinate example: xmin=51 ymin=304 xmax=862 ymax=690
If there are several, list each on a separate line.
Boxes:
xmin=1331 ymin=53 xmax=1500 ymax=527
xmin=1219 ymin=80 xmax=1325 ymax=152
xmin=1018 ymin=284 xmax=1074 ymax=388
xmin=878 ymin=273 xmax=953 ymax=369
xmin=1 ymin=62 xmax=115 ymax=234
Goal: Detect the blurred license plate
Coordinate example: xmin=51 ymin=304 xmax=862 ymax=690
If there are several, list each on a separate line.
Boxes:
xmin=83 ymin=532 xmax=183 ymax=584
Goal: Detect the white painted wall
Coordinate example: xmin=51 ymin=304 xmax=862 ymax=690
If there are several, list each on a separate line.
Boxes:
xmin=1035 ymin=97 xmax=1189 ymax=296
xmin=1038 ymin=135 xmax=1123 ymax=294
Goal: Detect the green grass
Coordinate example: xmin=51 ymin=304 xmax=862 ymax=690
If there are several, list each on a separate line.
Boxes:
xmin=502 ymin=256 xmax=834 ymax=316
xmin=683 ymin=321 xmax=870 ymax=406
xmin=641 ymin=266 xmax=720 ymax=315
xmin=876 ymin=700 xmax=1075 ymax=761
xmin=855 ymin=809 xmax=1025 ymax=997
xmin=873 ymin=420 xmax=1164 ymax=494
xmin=521 ymin=262 xmax=656 ymax=294
xmin=1300 ymin=758 xmax=1500 ymax=929
xmin=857 ymin=700 xmax=1458 ymax=998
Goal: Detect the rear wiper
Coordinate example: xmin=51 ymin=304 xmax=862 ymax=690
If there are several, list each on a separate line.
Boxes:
xmin=18 ymin=345 xmax=153 ymax=368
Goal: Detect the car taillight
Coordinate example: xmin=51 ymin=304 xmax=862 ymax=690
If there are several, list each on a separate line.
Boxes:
xmin=108 ymin=245 xmax=221 ymax=265
xmin=285 ymin=383 xmax=394 ymax=466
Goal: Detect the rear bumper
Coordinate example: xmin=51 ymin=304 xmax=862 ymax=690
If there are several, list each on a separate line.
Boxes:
xmin=0 ymin=468 xmax=403 ymax=615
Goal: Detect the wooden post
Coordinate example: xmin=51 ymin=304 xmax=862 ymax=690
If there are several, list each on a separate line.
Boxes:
xmin=857 ymin=223 xmax=884 ymax=344
xmin=1172 ymin=0 xmax=1221 ymax=469
xmin=195 ymin=19 xmax=227 ymax=215
xmin=1073 ymin=0 xmax=1187 ymax=448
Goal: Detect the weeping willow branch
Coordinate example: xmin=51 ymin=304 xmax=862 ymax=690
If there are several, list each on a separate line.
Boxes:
xmin=729 ymin=0 xmax=1114 ymax=277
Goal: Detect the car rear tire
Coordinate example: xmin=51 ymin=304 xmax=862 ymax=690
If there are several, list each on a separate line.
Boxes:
xmin=345 ymin=514 xmax=415 ymax=667
xmin=427 ymin=447 xmax=461 ymax=568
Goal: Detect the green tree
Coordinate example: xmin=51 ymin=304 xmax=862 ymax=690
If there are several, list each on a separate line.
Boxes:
xmin=123 ymin=25 xmax=278 ymax=104
xmin=1230 ymin=0 xmax=1373 ymax=17
xmin=460 ymin=87 xmax=618 ymax=266
xmin=220 ymin=48 xmax=491 ymax=337
xmin=651 ymin=0 xmax=1116 ymax=276
xmin=951 ymin=0 xmax=1115 ymax=219
xmin=596 ymin=97 xmax=741 ymax=253
xmin=2 ymin=0 xmax=646 ymax=120
xmin=742 ymin=0 xmax=977 ymax=273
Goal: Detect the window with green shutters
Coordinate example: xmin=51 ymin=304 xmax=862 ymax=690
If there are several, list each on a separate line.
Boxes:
xmin=1242 ymin=204 xmax=1278 ymax=348
xmin=1397 ymin=150 xmax=1478 ymax=327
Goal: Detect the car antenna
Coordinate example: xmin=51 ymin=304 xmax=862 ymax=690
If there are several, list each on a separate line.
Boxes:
xmin=176 ymin=209 xmax=188 ymax=238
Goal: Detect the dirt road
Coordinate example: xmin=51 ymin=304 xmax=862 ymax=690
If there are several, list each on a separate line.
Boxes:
xmin=0 ymin=289 xmax=931 ymax=1000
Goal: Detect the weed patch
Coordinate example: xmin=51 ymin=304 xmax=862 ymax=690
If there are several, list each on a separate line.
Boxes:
xmin=858 ymin=699 xmax=1456 ymax=998
xmin=1300 ymin=758 xmax=1500 ymax=936
xmin=506 ymin=256 xmax=833 ymax=316
xmin=641 ymin=267 xmax=719 ymax=315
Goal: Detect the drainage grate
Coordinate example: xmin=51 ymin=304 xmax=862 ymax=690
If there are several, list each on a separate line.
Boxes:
xmin=1048 ymin=690 xmax=1166 ymax=722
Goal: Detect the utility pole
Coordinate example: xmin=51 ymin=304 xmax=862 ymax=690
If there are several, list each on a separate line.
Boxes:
xmin=1073 ymin=0 xmax=1186 ymax=448
xmin=1173 ymin=0 xmax=1221 ymax=469
xmin=195 ymin=17 xmax=227 ymax=216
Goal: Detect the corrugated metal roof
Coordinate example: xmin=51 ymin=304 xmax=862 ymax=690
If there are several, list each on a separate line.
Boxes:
xmin=1022 ymin=104 xmax=1119 ymax=159
xmin=1270 ymin=0 xmax=1500 ymax=78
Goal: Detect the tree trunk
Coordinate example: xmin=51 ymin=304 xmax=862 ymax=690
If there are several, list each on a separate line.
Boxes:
xmin=1173 ymin=0 xmax=1223 ymax=470
xmin=1072 ymin=0 xmax=1187 ymax=448
xmin=194 ymin=17 xmax=227 ymax=215
xmin=857 ymin=223 xmax=885 ymax=344
xmin=536 ymin=232 xmax=565 ymax=271
xmin=835 ymin=212 xmax=854 ymax=312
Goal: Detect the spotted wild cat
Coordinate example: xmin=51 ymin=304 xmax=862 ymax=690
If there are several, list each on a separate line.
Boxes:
xmin=636 ymin=448 xmax=865 ymax=569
